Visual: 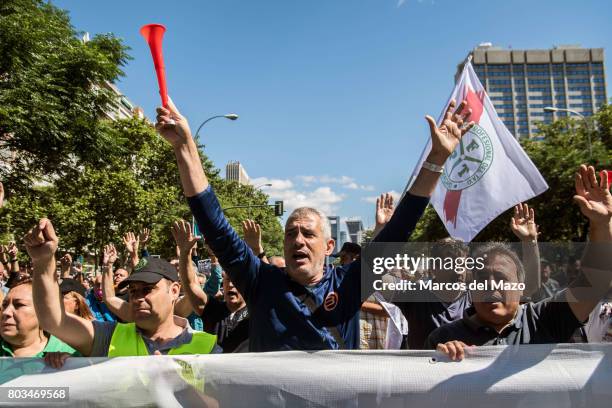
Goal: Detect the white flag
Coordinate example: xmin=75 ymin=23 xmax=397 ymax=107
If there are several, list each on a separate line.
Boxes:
xmin=407 ymin=60 xmax=548 ymax=241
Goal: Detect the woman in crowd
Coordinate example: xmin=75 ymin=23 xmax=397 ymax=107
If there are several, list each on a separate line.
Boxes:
xmin=60 ymin=278 xmax=94 ymax=321
xmin=0 ymin=273 xmax=78 ymax=357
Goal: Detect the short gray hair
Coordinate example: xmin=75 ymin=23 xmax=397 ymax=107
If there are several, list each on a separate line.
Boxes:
xmin=472 ymin=242 xmax=525 ymax=283
xmin=286 ymin=207 xmax=332 ymax=241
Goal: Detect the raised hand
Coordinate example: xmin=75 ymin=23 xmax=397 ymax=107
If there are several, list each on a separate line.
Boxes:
xmin=73 ymin=262 xmax=83 ymax=275
xmin=60 ymin=253 xmax=72 ymax=275
xmin=102 ymin=244 xmax=118 ymax=266
xmin=155 ymin=98 xmax=192 ymax=148
xmin=242 ymin=219 xmax=263 ymax=255
xmin=376 ymin=193 xmax=395 ymax=228
xmin=510 ymin=203 xmax=538 ymax=241
xmin=171 ymin=220 xmax=200 ymax=258
xmin=425 ymin=99 xmax=475 ymax=165
xmin=573 ymin=165 xmax=612 ymax=227
xmin=23 ymin=218 xmax=58 ymax=265
xmin=7 ymin=242 xmax=18 ymax=259
xmin=122 ymin=232 xmax=139 ymax=256
xmin=138 ymin=228 xmax=151 ymax=246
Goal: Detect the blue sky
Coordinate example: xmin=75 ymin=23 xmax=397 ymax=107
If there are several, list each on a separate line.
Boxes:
xmin=54 ymin=0 xmax=612 ymax=228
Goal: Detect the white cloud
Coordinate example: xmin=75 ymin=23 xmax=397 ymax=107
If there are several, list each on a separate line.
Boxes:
xmin=296 ymin=175 xmax=374 ymax=191
xmin=250 ymin=177 xmax=293 ymax=190
xmin=252 ymin=177 xmax=346 ymax=215
xmin=282 ymin=187 xmax=345 ymax=215
xmin=361 ymin=190 xmax=402 ymax=204
xmin=296 ymin=175 xmax=316 ymax=185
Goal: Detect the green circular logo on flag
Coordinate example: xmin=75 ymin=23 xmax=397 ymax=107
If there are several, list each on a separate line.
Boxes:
xmin=441 ymin=124 xmax=494 ymax=191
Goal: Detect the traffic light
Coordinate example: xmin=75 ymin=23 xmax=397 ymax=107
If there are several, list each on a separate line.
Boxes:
xmin=274 ymin=201 xmax=284 ymax=216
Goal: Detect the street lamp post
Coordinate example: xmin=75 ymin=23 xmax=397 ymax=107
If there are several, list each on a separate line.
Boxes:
xmin=194 ymin=113 xmax=239 ymax=141
xmin=254 ymin=183 xmax=273 ymax=190
xmin=544 ymin=106 xmax=593 ymax=160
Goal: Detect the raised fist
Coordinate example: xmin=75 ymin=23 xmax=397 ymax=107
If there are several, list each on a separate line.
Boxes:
xmin=23 ymin=218 xmax=58 ymax=265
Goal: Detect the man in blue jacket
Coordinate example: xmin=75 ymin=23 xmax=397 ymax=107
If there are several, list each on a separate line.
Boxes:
xmin=155 ymin=98 xmax=474 ymax=351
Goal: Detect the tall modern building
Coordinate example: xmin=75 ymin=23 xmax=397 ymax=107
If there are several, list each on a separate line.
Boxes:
xmin=457 ymin=44 xmax=607 ymax=138
xmin=339 ymin=231 xmax=349 ymax=248
xmin=225 ymin=161 xmax=250 ymax=185
xmin=328 ymin=216 xmax=341 ymax=253
xmin=345 ymin=218 xmax=364 ymax=245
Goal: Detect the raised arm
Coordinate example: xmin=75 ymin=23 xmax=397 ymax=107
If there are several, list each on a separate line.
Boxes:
xmin=7 ymin=243 xmax=19 ymax=274
xmin=122 ymin=232 xmax=139 ymax=271
xmin=243 ymin=219 xmax=268 ymax=263
xmin=566 ymin=165 xmax=612 ymax=322
xmin=24 ymin=219 xmax=95 ymax=356
xmin=156 ymin=100 xmax=208 ymax=196
xmin=510 ymin=203 xmax=541 ymax=297
xmin=59 ymin=253 xmax=72 ymax=279
xmin=172 ymin=220 xmax=207 ymax=316
xmin=372 ymin=193 xmax=395 ymax=238
xmin=101 ymin=243 xmax=132 ymax=322
xmin=374 ymin=99 xmax=474 ymax=243
xmin=156 ymin=100 xmax=260 ymax=301
xmin=138 ymin=228 xmax=151 ymax=257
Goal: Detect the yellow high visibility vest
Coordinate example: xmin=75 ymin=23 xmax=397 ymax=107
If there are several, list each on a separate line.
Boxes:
xmin=108 ymin=322 xmax=217 ymax=357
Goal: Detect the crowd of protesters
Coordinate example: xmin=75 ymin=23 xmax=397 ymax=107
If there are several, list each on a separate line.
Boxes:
xmin=0 ymin=98 xmax=610 ymax=366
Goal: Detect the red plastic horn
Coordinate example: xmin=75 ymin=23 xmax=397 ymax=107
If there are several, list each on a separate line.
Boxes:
xmin=140 ymin=24 xmax=168 ymax=108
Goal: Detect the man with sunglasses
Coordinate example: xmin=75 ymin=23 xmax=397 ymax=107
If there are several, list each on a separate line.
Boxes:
xmin=24 ymin=222 xmax=219 ymax=357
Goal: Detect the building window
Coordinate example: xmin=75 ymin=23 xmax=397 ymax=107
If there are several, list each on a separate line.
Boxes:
xmin=569 ymin=86 xmax=591 ymax=92
xmin=566 ymin=70 xmax=589 ymax=76
xmin=569 ymin=103 xmax=593 ymax=108
xmin=528 ymin=79 xmax=549 ymax=85
xmin=489 ymin=64 xmax=510 ymax=70
xmin=489 ymin=87 xmax=512 ymax=93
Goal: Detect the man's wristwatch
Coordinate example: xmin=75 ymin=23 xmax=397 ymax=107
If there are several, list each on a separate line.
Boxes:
xmin=257 ymin=251 xmax=266 ymax=259
xmin=422 ymin=161 xmax=444 ymax=174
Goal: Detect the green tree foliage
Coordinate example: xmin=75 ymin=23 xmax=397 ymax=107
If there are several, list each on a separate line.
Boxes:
xmin=0 ymin=0 xmax=130 ymax=191
xmin=0 ymin=0 xmax=284 ymax=263
xmin=412 ymin=104 xmax=612 ymax=242
xmin=214 ymin=181 xmax=284 ymax=257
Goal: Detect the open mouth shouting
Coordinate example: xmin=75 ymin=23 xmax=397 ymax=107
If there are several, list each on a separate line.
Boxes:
xmin=292 ymin=251 xmax=310 ymax=266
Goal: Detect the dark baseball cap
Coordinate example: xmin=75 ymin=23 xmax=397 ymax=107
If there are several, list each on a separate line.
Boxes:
xmin=331 ymin=242 xmax=362 ymax=257
xmin=59 ymin=278 xmax=87 ymax=298
xmin=118 ymin=257 xmax=178 ymax=290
